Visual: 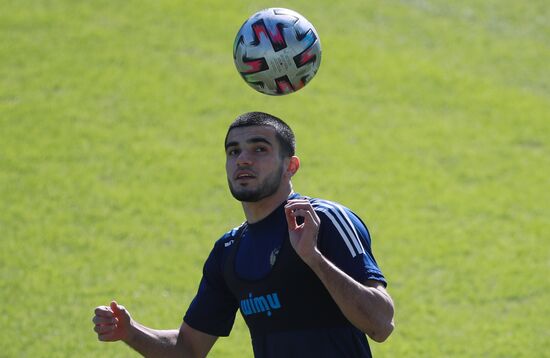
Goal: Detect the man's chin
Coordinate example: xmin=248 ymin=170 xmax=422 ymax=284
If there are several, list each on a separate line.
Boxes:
xmin=230 ymin=189 xmax=261 ymax=202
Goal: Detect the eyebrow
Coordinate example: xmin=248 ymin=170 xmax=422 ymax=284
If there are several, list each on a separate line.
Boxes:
xmin=225 ymin=137 xmax=273 ymax=150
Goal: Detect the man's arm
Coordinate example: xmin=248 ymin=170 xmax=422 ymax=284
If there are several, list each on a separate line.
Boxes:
xmin=93 ymin=301 xmax=217 ymax=357
xmin=304 ymin=257 xmax=394 ymax=342
xmin=284 ymin=200 xmax=395 ymax=342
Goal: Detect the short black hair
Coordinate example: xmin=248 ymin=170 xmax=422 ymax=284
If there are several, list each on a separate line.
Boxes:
xmin=225 ymin=112 xmax=296 ymax=158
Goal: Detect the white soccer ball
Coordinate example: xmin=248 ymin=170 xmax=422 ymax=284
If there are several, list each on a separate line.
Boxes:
xmin=233 ymin=8 xmax=322 ymax=96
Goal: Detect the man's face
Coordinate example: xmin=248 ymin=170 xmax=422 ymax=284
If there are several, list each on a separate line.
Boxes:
xmin=225 ymin=126 xmax=288 ymax=202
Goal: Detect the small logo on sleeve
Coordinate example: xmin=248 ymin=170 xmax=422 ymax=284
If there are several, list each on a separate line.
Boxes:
xmin=224 ymin=239 xmax=235 ymax=247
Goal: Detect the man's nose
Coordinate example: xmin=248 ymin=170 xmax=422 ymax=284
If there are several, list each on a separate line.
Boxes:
xmin=236 ymin=151 xmax=253 ymax=166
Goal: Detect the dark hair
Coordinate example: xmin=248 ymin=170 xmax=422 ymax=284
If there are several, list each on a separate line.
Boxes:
xmin=225 ymin=112 xmax=296 ymax=157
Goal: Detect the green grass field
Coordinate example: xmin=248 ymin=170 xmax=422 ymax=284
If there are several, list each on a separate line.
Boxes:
xmin=1 ymin=0 xmax=549 ymax=356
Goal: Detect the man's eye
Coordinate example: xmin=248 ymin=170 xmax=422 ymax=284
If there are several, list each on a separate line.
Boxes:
xmin=255 ymin=147 xmax=266 ymax=152
xmin=228 ymin=149 xmax=239 ymax=156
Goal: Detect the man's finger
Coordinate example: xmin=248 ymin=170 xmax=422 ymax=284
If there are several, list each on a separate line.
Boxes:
xmin=285 ymin=200 xmax=309 ymax=209
xmin=291 ymin=208 xmax=319 ymax=227
xmin=287 ymin=199 xmax=309 ymax=204
xmin=284 ymin=206 xmax=298 ymax=230
xmin=285 ymin=202 xmax=315 ymax=216
xmin=93 ymin=315 xmax=116 ymax=325
xmin=94 ymin=323 xmax=115 ymax=334
xmin=94 ymin=310 xmax=114 ymax=319
xmin=98 ymin=331 xmax=117 ymax=342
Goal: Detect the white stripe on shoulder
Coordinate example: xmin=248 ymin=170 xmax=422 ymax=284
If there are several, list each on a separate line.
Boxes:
xmin=333 ymin=203 xmax=366 ymax=254
xmin=311 ymin=199 xmax=366 ymax=257
xmin=314 ymin=206 xmax=357 ymax=257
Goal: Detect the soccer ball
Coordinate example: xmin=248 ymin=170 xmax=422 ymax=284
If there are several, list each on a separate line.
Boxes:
xmin=233 ymin=8 xmax=322 ymax=96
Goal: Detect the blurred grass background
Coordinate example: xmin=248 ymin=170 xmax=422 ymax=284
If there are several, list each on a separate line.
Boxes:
xmin=1 ymin=0 xmax=549 ymax=356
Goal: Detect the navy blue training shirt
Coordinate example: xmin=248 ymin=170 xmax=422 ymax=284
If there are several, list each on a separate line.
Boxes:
xmin=184 ymin=194 xmax=387 ymax=357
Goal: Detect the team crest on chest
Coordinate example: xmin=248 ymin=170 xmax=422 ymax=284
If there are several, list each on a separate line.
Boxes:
xmin=269 ymin=248 xmax=280 ymax=267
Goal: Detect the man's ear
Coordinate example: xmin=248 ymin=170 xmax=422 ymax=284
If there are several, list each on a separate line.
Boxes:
xmin=287 ymin=156 xmax=300 ymax=177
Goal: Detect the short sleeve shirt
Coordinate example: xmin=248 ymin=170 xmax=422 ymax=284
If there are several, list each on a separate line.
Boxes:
xmin=184 ymin=194 xmax=386 ymax=356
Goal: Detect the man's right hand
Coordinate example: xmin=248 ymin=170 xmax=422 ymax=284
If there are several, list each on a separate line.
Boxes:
xmin=93 ymin=301 xmax=132 ymax=342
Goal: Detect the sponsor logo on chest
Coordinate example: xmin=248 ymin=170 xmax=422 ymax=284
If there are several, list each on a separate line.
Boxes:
xmin=240 ymin=292 xmax=281 ymax=317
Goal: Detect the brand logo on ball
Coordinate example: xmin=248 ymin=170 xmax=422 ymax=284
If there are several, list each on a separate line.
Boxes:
xmin=233 ymin=8 xmax=322 ymax=96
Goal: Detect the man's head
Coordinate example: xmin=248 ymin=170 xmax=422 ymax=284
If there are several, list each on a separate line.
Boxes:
xmin=225 ymin=112 xmax=295 ymax=159
xmin=224 ymin=112 xmax=299 ymax=203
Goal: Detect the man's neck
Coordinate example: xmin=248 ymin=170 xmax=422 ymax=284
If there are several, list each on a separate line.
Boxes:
xmin=241 ymin=188 xmax=294 ymax=224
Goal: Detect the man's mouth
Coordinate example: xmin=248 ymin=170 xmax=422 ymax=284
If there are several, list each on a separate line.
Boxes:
xmin=235 ymin=171 xmax=256 ymax=180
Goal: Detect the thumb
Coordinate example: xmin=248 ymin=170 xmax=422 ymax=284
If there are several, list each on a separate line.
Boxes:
xmin=110 ymin=301 xmax=124 ymax=316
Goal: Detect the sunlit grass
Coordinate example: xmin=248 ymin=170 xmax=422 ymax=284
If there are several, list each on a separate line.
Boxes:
xmin=1 ymin=0 xmax=548 ymax=356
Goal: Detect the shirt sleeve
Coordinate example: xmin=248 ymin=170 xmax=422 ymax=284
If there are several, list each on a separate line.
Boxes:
xmin=315 ymin=202 xmax=387 ymax=287
xmin=183 ymin=238 xmax=239 ymax=336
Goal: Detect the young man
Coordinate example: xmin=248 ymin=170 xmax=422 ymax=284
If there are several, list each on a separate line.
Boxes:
xmin=93 ymin=112 xmax=395 ymax=357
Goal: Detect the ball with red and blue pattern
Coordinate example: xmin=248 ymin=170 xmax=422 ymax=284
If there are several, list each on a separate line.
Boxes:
xmin=233 ymin=8 xmax=322 ymax=96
